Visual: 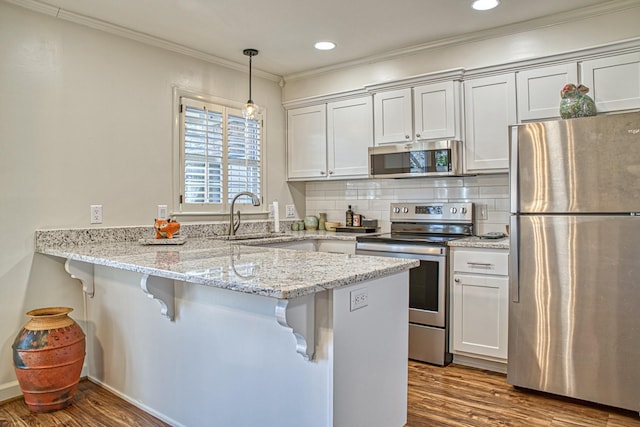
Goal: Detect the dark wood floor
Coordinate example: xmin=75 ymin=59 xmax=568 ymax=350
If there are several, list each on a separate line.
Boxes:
xmin=406 ymin=361 xmax=640 ymax=427
xmin=1 ymin=362 xmax=639 ymax=426
xmin=0 ymin=380 xmax=170 ymax=427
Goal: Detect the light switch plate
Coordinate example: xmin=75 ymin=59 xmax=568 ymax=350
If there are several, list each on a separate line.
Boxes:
xmin=286 ymin=204 xmax=296 ymax=218
xmin=157 ymin=205 xmax=168 ymax=219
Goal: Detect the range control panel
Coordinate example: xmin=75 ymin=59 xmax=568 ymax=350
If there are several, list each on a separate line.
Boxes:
xmin=390 ymin=202 xmax=474 ymax=223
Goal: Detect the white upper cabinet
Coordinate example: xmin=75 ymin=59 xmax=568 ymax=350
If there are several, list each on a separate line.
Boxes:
xmin=287 ymin=95 xmax=373 ymax=180
xmin=580 ymin=52 xmax=640 ymax=113
xmin=287 ymin=105 xmax=327 ymax=180
xmin=373 ymin=88 xmax=413 ymax=145
xmin=413 ymin=81 xmax=460 ymax=140
xmin=327 ymin=96 xmax=373 ymax=178
xmin=464 ymin=73 xmax=517 ymax=173
xmin=374 ymin=81 xmax=461 ymax=146
xmin=517 ymin=63 xmax=578 ymax=121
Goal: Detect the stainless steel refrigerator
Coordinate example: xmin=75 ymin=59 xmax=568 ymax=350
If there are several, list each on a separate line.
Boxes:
xmin=508 ymin=111 xmax=640 ymax=412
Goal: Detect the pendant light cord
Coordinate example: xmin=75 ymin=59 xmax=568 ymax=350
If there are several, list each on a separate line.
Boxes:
xmin=248 ymin=53 xmax=252 ymax=102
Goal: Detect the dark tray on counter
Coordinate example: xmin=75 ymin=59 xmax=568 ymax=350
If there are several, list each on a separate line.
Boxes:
xmin=335 ymin=226 xmax=378 ymax=233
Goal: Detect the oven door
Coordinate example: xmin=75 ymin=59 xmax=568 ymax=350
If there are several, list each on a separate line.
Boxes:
xmin=355 ymin=243 xmax=447 ymax=327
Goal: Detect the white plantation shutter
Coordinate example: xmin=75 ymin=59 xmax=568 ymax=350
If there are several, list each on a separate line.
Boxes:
xmin=227 ymin=110 xmax=261 ymax=203
xmin=180 ymin=97 xmax=263 ymax=212
xmin=183 ymin=103 xmax=224 ymax=204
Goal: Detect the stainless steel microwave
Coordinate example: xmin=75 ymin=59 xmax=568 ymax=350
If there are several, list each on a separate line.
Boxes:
xmin=368 ymin=140 xmax=463 ymax=178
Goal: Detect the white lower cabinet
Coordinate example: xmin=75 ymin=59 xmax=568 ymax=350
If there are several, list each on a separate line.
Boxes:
xmin=255 ymin=239 xmax=355 ymax=254
xmin=317 ymin=240 xmax=355 ymax=255
xmin=450 ymin=247 xmax=509 ymax=367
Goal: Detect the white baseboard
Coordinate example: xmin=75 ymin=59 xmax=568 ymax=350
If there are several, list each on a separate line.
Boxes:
xmin=452 ymin=354 xmax=507 ymax=374
xmin=86 ymin=376 xmax=183 ymax=427
xmin=0 ymin=380 xmax=22 ymax=404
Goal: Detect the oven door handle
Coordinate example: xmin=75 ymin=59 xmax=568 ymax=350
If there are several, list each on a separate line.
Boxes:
xmin=355 ymin=242 xmax=445 ymax=256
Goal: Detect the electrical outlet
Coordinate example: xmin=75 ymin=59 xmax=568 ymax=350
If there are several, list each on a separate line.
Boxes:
xmin=157 ymin=205 xmax=168 ymax=219
xmin=268 ymin=203 xmax=274 ymax=219
xmin=286 ymin=204 xmax=296 ymax=218
xmin=90 ymin=205 xmax=103 ymax=224
xmin=350 ymin=287 xmax=368 ymax=311
xmin=478 ymin=204 xmax=488 ymax=220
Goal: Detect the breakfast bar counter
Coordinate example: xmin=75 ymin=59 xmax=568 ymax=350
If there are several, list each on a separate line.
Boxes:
xmin=35 ymin=233 xmax=414 ymax=299
xmin=34 ymin=227 xmax=416 ymax=427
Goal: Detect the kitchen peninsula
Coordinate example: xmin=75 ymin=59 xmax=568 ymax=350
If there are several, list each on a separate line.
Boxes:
xmin=34 ymin=227 xmax=417 ymax=427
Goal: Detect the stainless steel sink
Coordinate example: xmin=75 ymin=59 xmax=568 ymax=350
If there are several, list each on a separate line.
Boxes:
xmin=210 ymin=232 xmax=286 ymax=241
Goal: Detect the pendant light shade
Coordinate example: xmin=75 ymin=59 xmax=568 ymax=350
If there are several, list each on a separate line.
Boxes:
xmin=242 ymin=48 xmax=260 ymax=120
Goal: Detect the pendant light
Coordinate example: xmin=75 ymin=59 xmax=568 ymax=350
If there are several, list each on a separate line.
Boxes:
xmin=242 ymin=48 xmax=260 ymax=120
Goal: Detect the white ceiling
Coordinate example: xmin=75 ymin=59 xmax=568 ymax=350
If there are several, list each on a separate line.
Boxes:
xmin=20 ymin=0 xmax=629 ymax=77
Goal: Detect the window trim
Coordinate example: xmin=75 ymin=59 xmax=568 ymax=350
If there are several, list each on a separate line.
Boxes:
xmin=172 ymin=87 xmax=266 ymax=216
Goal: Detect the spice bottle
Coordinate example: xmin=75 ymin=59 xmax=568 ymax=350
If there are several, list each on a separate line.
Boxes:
xmin=346 ymin=205 xmax=354 ymax=226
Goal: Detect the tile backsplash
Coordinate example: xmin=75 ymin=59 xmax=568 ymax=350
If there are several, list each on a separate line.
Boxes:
xmin=305 ymin=174 xmax=509 ymax=235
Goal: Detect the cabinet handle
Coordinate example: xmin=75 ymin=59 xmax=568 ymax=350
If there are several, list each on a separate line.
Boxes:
xmin=320 ymin=170 xmax=326 ymax=175
xmin=454 ymin=278 xmax=460 ymax=283
xmin=416 ymin=133 xmax=421 ymax=138
xmin=405 ymin=135 xmax=410 ymax=139
xmin=467 ymin=262 xmax=493 ymax=267
xmin=328 ymin=170 xmax=334 ymax=175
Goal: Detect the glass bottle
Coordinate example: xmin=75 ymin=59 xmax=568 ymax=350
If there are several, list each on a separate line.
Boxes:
xmin=346 ymin=205 xmax=354 ymax=227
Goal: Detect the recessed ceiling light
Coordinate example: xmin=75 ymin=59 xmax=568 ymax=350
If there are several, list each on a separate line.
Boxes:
xmin=471 ymin=0 xmax=500 ymax=11
xmin=314 ymin=41 xmax=336 ymax=51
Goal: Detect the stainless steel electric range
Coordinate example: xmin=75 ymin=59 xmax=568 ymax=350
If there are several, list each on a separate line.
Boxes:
xmin=355 ymin=202 xmax=474 ymax=366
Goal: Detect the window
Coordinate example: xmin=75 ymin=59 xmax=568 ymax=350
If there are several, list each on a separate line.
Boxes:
xmin=178 ymin=96 xmax=263 ymax=213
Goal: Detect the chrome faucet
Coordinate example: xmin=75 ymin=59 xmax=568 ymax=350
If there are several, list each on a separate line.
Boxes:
xmin=229 ymin=191 xmax=261 ymax=236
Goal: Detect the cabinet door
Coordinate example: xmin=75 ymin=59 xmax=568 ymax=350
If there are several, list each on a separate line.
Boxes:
xmin=464 ymin=73 xmax=516 ymax=173
xmin=517 ymin=63 xmax=578 ymax=121
xmin=287 ymin=105 xmax=327 ymax=180
xmin=316 ymin=240 xmax=355 ymax=255
xmin=452 ymin=273 xmax=509 ymax=360
xmin=327 ymin=96 xmax=373 ymax=178
xmin=413 ymin=81 xmax=459 ymax=140
xmin=373 ymin=88 xmax=413 ymax=145
xmin=580 ymin=53 xmax=640 ymax=113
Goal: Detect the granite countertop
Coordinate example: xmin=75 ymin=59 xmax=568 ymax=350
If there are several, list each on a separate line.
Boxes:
xmin=448 ymin=236 xmax=510 ymax=250
xmin=35 ymin=229 xmax=416 ymax=299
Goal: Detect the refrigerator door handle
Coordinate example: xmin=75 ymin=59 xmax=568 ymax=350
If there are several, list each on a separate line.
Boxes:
xmin=509 ymin=215 xmax=519 ymax=303
xmin=509 ymin=125 xmax=519 ymax=214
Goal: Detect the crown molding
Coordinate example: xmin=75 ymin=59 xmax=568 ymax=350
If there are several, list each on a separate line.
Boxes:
xmin=3 ymin=0 xmax=282 ymax=83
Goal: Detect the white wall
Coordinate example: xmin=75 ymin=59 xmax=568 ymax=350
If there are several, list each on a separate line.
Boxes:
xmin=282 ymin=3 xmax=640 ymax=101
xmin=0 ymin=1 xmax=289 ymax=399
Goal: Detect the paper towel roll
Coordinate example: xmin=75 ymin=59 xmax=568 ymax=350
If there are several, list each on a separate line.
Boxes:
xmin=273 ymin=201 xmax=280 ymax=232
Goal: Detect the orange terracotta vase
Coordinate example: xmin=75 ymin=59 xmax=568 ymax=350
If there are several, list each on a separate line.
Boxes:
xmin=12 ymin=307 xmax=86 ymax=413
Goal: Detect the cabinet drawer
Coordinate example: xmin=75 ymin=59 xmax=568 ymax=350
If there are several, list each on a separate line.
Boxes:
xmin=453 ymin=249 xmax=508 ymax=276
